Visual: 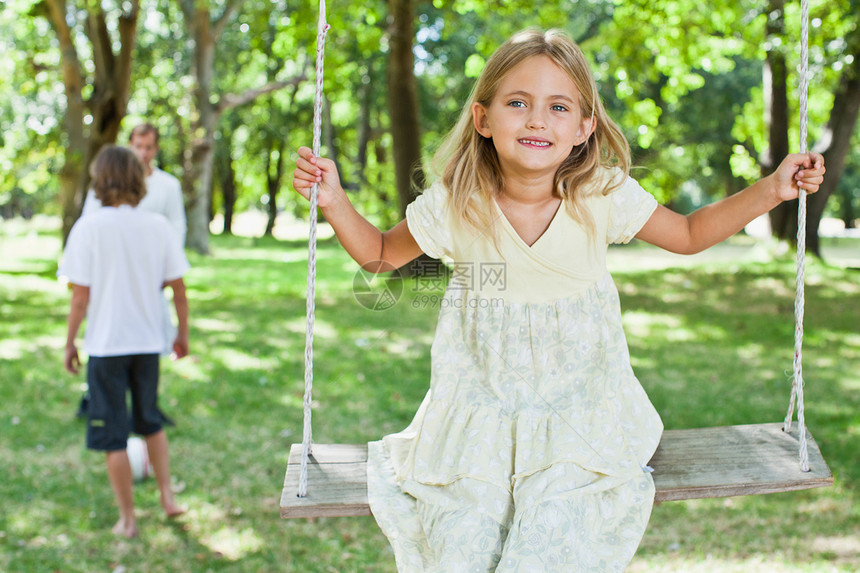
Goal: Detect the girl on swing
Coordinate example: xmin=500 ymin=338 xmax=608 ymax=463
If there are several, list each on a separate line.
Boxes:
xmin=293 ymin=28 xmax=824 ymax=573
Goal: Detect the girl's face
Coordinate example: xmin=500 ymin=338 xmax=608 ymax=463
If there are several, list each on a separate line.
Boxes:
xmin=472 ymin=55 xmax=593 ymax=188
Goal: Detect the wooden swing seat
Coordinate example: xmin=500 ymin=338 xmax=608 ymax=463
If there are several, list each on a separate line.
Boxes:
xmin=281 ymin=422 xmax=832 ymax=518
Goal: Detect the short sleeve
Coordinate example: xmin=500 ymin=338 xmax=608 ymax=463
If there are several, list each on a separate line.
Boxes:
xmin=405 ymin=182 xmax=453 ymax=260
xmin=58 ymin=222 xmax=92 ymax=286
xmin=162 ymin=223 xmax=190 ymax=281
xmin=606 ymin=176 xmax=658 ymax=244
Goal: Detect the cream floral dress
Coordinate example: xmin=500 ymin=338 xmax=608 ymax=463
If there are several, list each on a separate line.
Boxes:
xmin=367 ymin=170 xmax=664 ymax=572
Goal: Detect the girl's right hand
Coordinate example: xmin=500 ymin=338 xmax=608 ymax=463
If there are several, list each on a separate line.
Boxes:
xmin=292 ymin=146 xmax=344 ymax=209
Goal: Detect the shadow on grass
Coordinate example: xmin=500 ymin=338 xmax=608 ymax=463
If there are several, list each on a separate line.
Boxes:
xmin=614 ymin=260 xmax=860 ymax=571
xmin=1 ymin=231 xmax=857 ymax=572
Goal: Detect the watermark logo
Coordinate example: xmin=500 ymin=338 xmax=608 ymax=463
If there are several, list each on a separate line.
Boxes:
xmin=410 ymin=260 xmax=507 ymax=292
xmin=411 ymin=293 xmax=505 ymax=310
xmin=352 ymin=260 xmax=507 ymax=311
xmin=352 ymin=263 xmax=403 ymax=311
xmin=409 ymin=259 xmax=448 ymax=291
xmin=480 ymin=263 xmax=506 ymax=290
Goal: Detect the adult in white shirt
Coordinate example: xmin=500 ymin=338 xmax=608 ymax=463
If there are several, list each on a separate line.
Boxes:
xmin=83 ymin=123 xmax=186 ymax=245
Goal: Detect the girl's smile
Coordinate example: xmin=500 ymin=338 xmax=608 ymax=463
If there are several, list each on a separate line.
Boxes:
xmin=519 ymin=137 xmax=552 ymax=148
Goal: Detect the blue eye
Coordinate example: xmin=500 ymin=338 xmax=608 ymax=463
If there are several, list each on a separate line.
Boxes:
xmin=508 ymin=100 xmax=526 ymax=108
xmin=551 ymin=104 xmax=568 ymax=112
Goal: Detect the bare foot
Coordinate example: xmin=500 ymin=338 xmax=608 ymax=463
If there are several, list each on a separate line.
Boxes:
xmin=161 ymin=494 xmax=187 ymax=518
xmin=112 ymin=519 xmax=138 ymax=538
xmin=165 ymin=506 xmax=187 ymax=519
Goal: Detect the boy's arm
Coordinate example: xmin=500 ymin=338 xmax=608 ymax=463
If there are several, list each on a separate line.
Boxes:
xmin=166 ymin=277 xmax=189 ymax=359
xmin=636 ymin=152 xmax=825 ymax=254
xmin=65 ymin=284 xmax=89 ymax=374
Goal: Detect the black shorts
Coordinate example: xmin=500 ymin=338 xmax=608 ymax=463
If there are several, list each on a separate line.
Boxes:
xmin=86 ymin=354 xmax=164 ymax=451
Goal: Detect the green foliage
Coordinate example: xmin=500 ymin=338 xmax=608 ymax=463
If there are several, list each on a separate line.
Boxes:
xmin=601 ymin=0 xmax=858 ymax=203
xmin=2 ymin=0 xmax=859 ymax=226
xmin=0 ymin=1 xmax=63 ymax=215
xmin=826 ymin=142 xmax=860 ymax=225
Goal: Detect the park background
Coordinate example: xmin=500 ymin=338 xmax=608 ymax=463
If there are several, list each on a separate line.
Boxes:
xmin=1 ymin=0 xmax=859 ymax=571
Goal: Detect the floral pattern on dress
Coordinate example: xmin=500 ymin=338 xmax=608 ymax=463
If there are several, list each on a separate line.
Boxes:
xmin=368 ymin=173 xmax=662 ymax=572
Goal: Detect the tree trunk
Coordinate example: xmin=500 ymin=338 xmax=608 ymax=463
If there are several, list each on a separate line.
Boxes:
xmin=262 ymin=77 xmax=303 ymax=236
xmin=841 ymin=186 xmax=856 ymax=229
xmin=387 ymin=0 xmax=425 ymax=218
xmin=216 ymin=125 xmax=237 ymax=235
xmin=178 ymin=0 xmax=307 ymax=252
xmin=265 ymin=138 xmax=285 ymax=236
xmin=767 ymin=15 xmax=860 ymax=255
xmin=762 ymin=0 xmax=794 ymax=242
xmin=805 ymin=38 xmax=860 ymax=254
xmin=356 ymin=65 xmax=373 ymax=182
xmin=323 ymin=95 xmax=350 ymax=190
xmin=45 ymin=0 xmax=138 ymax=242
xmin=183 ymin=5 xmax=217 ymax=254
xmin=222 ymin=168 xmax=236 ymax=235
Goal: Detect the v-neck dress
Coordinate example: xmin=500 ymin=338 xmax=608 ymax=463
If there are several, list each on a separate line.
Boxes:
xmin=367 ymin=171 xmax=663 ymax=572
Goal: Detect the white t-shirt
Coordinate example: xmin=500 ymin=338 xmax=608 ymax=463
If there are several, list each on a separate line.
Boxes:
xmin=83 ymin=167 xmax=186 ymax=246
xmin=59 ymin=206 xmax=190 ymax=357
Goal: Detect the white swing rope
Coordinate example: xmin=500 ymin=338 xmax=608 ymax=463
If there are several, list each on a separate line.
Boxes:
xmin=299 ymin=0 xmax=329 ymax=498
xmin=297 ymin=1 xmax=814 ymax=495
xmin=783 ymin=0 xmax=811 ymax=473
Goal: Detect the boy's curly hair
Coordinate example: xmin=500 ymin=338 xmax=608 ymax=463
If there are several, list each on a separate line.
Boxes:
xmin=90 ymin=145 xmax=147 ymax=207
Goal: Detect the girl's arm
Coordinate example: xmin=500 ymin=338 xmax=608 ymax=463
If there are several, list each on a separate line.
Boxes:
xmin=293 ymin=146 xmax=423 ymax=272
xmin=636 ymin=152 xmax=825 ymax=254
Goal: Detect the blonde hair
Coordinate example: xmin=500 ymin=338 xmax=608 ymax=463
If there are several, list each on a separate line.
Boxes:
xmin=90 ymin=145 xmax=147 ymax=207
xmin=431 ymin=28 xmax=630 ymax=236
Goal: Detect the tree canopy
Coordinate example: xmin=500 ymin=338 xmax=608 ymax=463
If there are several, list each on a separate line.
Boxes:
xmin=2 ymin=0 xmax=858 ymax=253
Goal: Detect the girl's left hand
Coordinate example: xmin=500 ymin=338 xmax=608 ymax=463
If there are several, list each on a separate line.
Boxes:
xmin=773 ymin=152 xmax=826 ymax=202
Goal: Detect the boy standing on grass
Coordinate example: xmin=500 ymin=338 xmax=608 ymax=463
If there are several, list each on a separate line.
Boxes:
xmin=76 ymin=122 xmax=187 ymax=420
xmin=60 ymin=145 xmax=188 ymax=538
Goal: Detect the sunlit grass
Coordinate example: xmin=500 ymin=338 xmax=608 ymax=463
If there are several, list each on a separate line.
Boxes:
xmin=1 ymin=219 xmax=857 ymax=572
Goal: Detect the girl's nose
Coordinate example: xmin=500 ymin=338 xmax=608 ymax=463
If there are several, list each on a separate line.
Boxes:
xmin=526 ymin=112 xmax=547 ymax=130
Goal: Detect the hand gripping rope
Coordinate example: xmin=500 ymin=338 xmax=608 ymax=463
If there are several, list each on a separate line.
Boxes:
xmin=299 ymin=0 xmax=329 ymax=498
xmin=296 ymin=2 xmax=814 ymax=498
xmin=783 ymin=0 xmax=811 ymax=472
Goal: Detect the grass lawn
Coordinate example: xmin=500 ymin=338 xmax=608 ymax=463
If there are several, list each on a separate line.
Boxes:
xmin=1 ymin=216 xmax=858 ymax=572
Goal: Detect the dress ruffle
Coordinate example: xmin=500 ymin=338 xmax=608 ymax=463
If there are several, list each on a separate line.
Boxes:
xmin=381 ymin=275 xmax=662 ymax=500
xmin=386 ymin=395 xmax=652 ymax=495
